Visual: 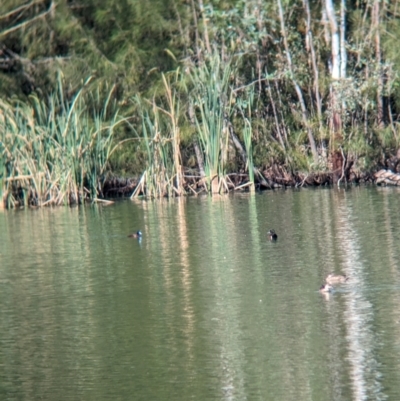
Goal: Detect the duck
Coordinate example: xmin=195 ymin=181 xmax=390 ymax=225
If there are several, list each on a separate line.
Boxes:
xmin=268 ymin=229 xmax=278 ymax=241
xmin=128 ymin=230 xmax=142 ymax=239
xmin=325 ymin=274 xmax=348 ymax=284
xmin=319 ymin=283 xmax=333 ymax=293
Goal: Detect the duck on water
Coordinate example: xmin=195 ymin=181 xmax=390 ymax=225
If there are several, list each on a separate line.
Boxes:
xmin=325 ymin=274 xmax=348 ymax=284
xmin=128 ymin=230 xmax=142 ymax=239
xmin=268 ymin=229 xmax=278 ymax=241
xmin=319 ymin=283 xmax=334 ymax=293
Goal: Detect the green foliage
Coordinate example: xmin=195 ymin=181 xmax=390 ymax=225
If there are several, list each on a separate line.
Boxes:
xmin=0 ymin=0 xmax=188 ymax=99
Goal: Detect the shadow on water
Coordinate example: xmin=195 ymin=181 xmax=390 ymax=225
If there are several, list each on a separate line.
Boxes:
xmin=1 ymin=187 xmax=400 ymax=400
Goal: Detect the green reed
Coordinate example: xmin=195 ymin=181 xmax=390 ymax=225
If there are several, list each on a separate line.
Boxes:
xmin=0 ymin=77 xmax=121 ymax=208
xmin=189 ymin=55 xmax=233 ymax=193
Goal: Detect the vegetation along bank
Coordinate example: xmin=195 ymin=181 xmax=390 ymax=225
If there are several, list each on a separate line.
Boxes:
xmin=1 ymin=0 xmax=400 ymax=207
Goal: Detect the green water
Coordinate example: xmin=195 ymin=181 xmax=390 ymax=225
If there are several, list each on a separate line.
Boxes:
xmin=1 ymin=187 xmax=400 ymax=400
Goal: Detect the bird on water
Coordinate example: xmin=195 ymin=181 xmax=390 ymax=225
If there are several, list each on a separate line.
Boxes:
xmin=268 ymin=229 xmax=278 ymax=241
xmin=319 ymin=283 xmax=333 ymax=293
xmin=128 ymin=230 xmax=142 ymax=239
xmin=325 ymin=274 xmax=348 ymax=285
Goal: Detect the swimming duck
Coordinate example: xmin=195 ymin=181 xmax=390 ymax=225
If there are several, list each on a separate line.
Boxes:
xmin=128 ymin=230 xmax=142 ymax=239
xmin=326 ymin=274 xmax=348 ymax=284
xmin=268 ymin=229 xmax=278 ymax=241
xmin=319 ymin=283 xmax=333 ymax=293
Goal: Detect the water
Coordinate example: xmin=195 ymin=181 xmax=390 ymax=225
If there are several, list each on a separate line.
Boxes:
xmin=1 ymin=186 xmax=400 ymax=400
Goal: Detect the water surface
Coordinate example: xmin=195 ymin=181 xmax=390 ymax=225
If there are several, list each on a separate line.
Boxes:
xmin=1 ymin=186 xmax=400 ymax=400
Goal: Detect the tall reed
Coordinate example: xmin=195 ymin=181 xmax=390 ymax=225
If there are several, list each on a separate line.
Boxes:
xmin=189 ymin=54 xmax=234 ymax=193
xmin=131 ymin=71 xmax=184 ymax=199
xmin=0 ymin=77 xmax=121 ymax=208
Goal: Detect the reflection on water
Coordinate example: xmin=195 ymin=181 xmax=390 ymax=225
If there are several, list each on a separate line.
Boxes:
xmin=1 ymin=187 xmax=400 ymax=400
xmin=336 ymin=192 xmax=385 ymax=401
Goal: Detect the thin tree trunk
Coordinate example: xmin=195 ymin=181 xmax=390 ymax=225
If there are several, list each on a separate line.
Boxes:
xmin=340 ymin=0 xmax=347 ymax=124
xmin=198 ymin=0 xmax=211 ymax=54
xmin=387 ymin=63 xmax=396 ymax=138
xmin=273 ymin=79 xmax=289 ymax=143
xmin=340 ymin=0 xmax=347 ymax=79
xmin=303 ymin=0 xmax=322 ymax=125
xmin=276 ymin=0 xmax=318 ymax=164
xmin=265 ymin=65 xmax=286 ymax=149
xmin=326 ymin=0 xmax=340 ymax=81
xmin=372 ymin=0 xmax=384 ymax=126
xmin=364 ymin=66 xmax=369 ymax=137
xmin=326 ymin=0 xmax=340 ymax=137
xmin=190 ymin=0 xmax=201 ymax=61
xmin=325 ymin=0 xmax=347 ymax=183
xmin=321 ymin=7 xmax=331 ymax=46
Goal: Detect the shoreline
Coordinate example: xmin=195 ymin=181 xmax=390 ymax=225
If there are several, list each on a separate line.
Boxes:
xmin=101 ymin=168 xmax=394 ymax=199
xmin=2 ymin=168 xmax=398 ymax=209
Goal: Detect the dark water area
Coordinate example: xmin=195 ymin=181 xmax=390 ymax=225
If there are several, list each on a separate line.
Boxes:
xmin=1 ymin=187 xmax=400 ymax=400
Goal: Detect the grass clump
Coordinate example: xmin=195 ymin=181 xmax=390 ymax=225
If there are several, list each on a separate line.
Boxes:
xmin=0 ymin=77 xmax=122 ymax=208
xmin=189 ymin=55 xmax=234 ymax=193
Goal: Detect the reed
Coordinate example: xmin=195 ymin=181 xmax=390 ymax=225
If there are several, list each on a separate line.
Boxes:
xmin=236 ymin=86 xmax=255 ymax=192
xmin=189 ymin=54 xmax=233 ymax=193
xmin=130 ymin=71 xmax=184 ymax=199
xmin=0 ymin=78 xmax=121 ymax=208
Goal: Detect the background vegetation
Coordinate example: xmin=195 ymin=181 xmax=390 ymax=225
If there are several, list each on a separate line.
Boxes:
xmin=1 ymin=0 xmax=400 ymax=204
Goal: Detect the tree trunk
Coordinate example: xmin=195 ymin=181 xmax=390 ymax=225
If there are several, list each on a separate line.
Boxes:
xmin=372 ymin=0 xmax=384 ymax=126
xmin=326 ymin=0 xmax=340 ymax=81
xmin=276 ymin=0 xmax=318 ymax=164
xmin=325 ymin=0 xmax=341 ymax=138
xmin=325 ymin=0 xmax=347 ymax=183
xmin=340 ymin=0 xmax=347 ymax=79
xmin=303 ymin=0 xmax=322 ymax=124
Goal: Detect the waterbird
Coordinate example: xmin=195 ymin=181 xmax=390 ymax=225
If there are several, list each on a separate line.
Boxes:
xmin=326 ymin=274 xmax=348 ymax=284
xmin=319 ymin=283 xmax=333 ymax=293
xmin=268 ymin=229 xmax=278 ymax=241
xmin=128 ymin=230 xmax=142 ymax=239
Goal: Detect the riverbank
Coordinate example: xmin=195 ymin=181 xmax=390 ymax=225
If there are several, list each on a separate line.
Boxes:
xmin=2 ymin=166 xmax=398 ymax=209
xmin=102 ymin=167 xmax=381 ymax=199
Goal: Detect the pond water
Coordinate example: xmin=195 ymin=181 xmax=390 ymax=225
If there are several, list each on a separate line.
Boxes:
xmin=1 ymin=186 xmax=400 ymax=400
